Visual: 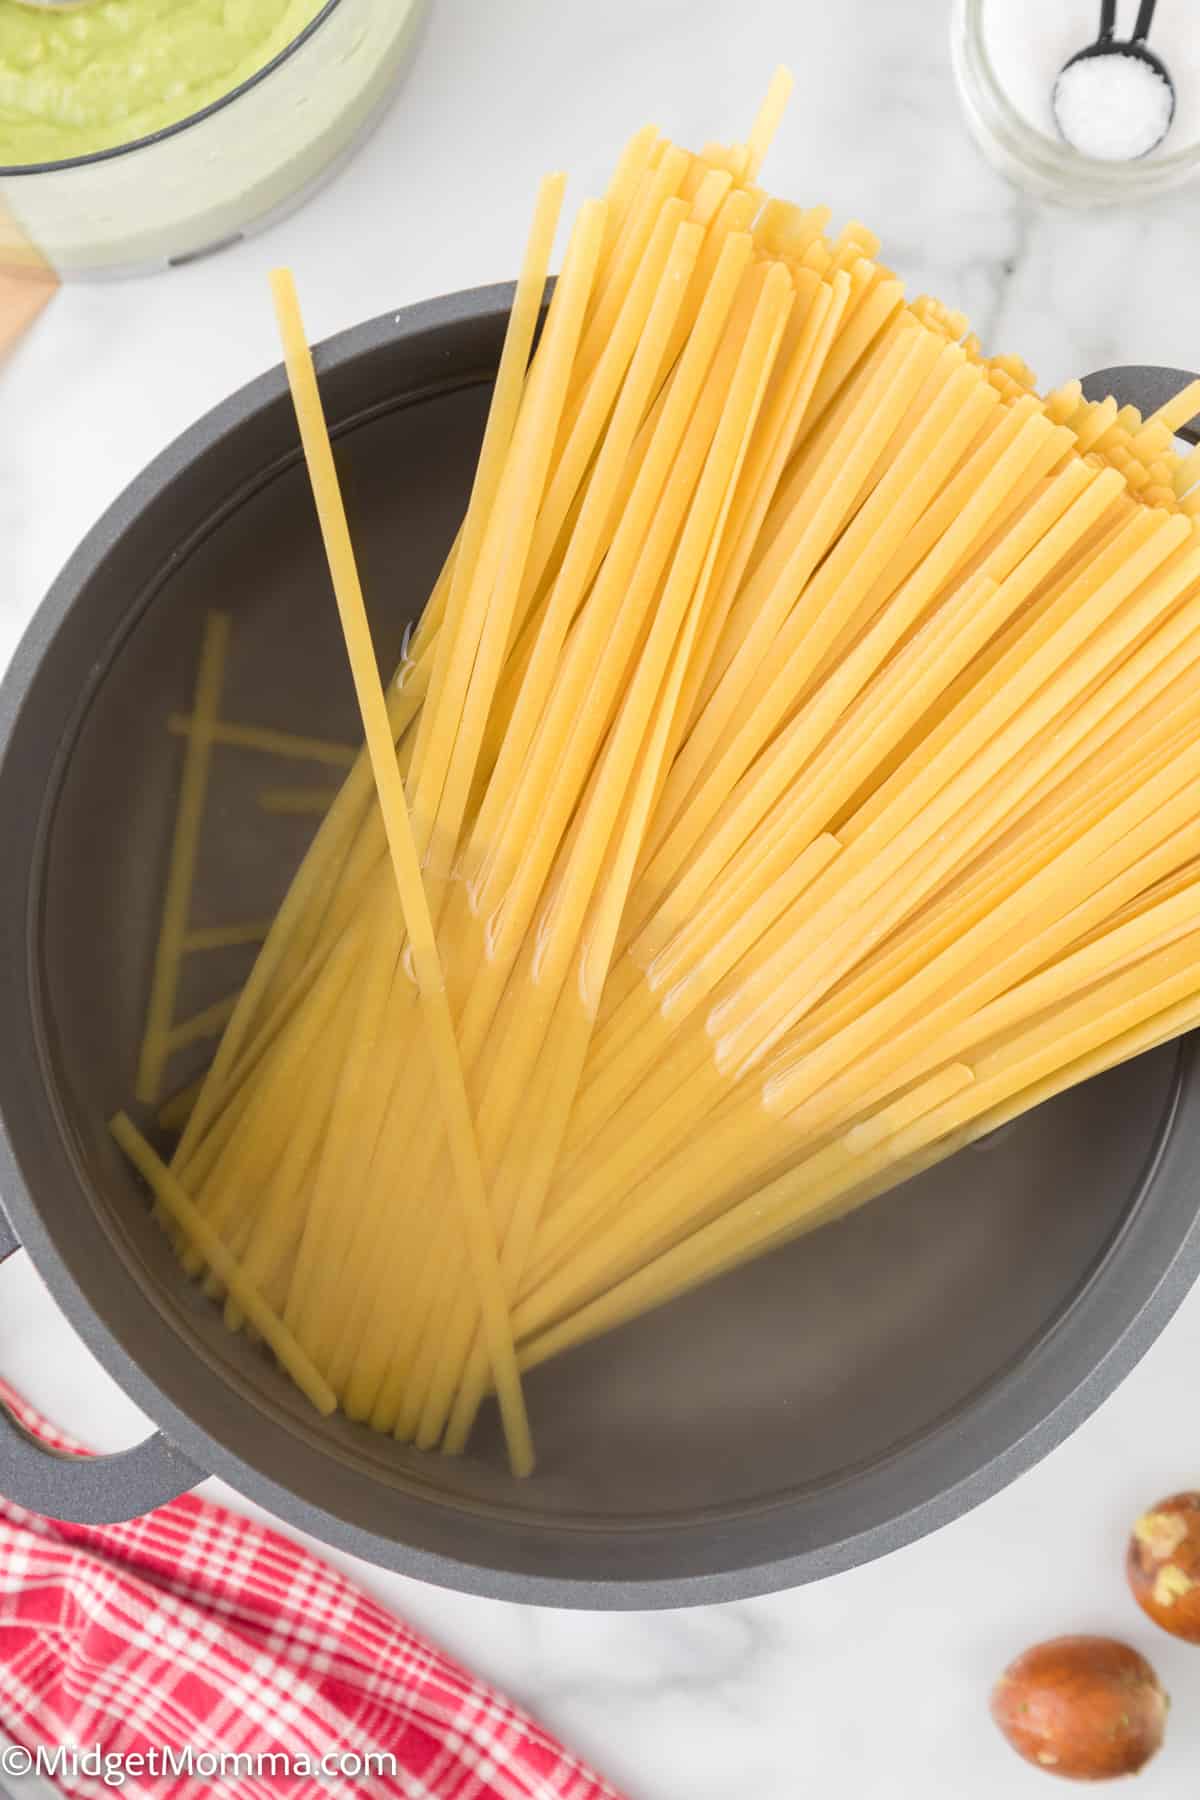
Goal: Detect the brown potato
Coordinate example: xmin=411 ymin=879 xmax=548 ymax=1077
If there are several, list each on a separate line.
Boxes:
xmin=1127 ymin=1492 xmax=1200 ymax=1644
xmin=991 ymin=1636 xmax=1167 ymax=1780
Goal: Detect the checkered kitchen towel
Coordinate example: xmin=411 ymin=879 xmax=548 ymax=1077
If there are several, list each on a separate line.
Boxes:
xmin=0 ymin=1380 xmax=622 ymax=1800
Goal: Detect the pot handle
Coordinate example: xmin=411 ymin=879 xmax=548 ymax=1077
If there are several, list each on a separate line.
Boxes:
xmin=1079 ymin=365 xmax=1200 ymax=444
xmin=0 ymin=1204 xmax=204 ymax=1522
xmin=0 ymin=1398 xmax=202 ymax=1522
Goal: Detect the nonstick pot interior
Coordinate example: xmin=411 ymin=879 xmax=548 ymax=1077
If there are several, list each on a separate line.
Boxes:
xmin=2 ymin=287 xmax=1200 ymax=1606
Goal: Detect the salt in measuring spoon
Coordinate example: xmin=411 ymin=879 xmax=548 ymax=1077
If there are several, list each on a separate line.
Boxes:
xmin=1053 ymin=1 xmax=1176 ymax=160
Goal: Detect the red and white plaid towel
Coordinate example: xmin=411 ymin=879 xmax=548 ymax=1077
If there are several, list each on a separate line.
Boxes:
xmin=0 ymin=1380 xmax=623 ymax=1800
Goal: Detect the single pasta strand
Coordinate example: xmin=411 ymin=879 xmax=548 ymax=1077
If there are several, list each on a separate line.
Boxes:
xmin=745 ymin=65 xmax=794 ymax=178
xmin=597 ymin=123 xmax=659 ymax=262
xmin=164 ymin=990 xmax=241 ymax=1053
xmin=684 ymin=162 xmax=735 ymax=223
xmin=1145 ymin=377 xmax=1200 ymax=437
xmin=270 ymin=268 xmax=534 ymax=1478
xmin=167 ymin=715 xmax=356 ymax=768
xmin=182 ymin=921 xmax=272 ymax=952
xmin=136 ymin=612 xmax=230 ymax=1105
xmin=1173 ymin=441 xmax=1200 ymax=496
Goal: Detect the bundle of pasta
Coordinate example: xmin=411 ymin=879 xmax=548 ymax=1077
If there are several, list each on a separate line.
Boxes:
xmin=115 ymin=71 xmax=1200 ymax=1477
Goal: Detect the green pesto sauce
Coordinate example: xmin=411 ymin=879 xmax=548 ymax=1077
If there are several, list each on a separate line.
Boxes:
xmin=0 ymin=0 xmax=325 ymax=166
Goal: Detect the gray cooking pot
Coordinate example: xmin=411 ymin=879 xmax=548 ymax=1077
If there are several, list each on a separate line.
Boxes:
xmin=1 ymin=289 xmax=1198 ymax=1607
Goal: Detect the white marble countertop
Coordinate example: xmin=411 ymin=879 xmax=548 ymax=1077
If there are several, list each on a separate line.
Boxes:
xmin=4 ymin=2 xmax=1200 ymax=1794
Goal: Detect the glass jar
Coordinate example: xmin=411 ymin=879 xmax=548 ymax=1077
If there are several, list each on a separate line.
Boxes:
xmin=0 ymin=0 xmax=429 ymax=277
xmin=950 ymin=0 xmax=1200 ymax=205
